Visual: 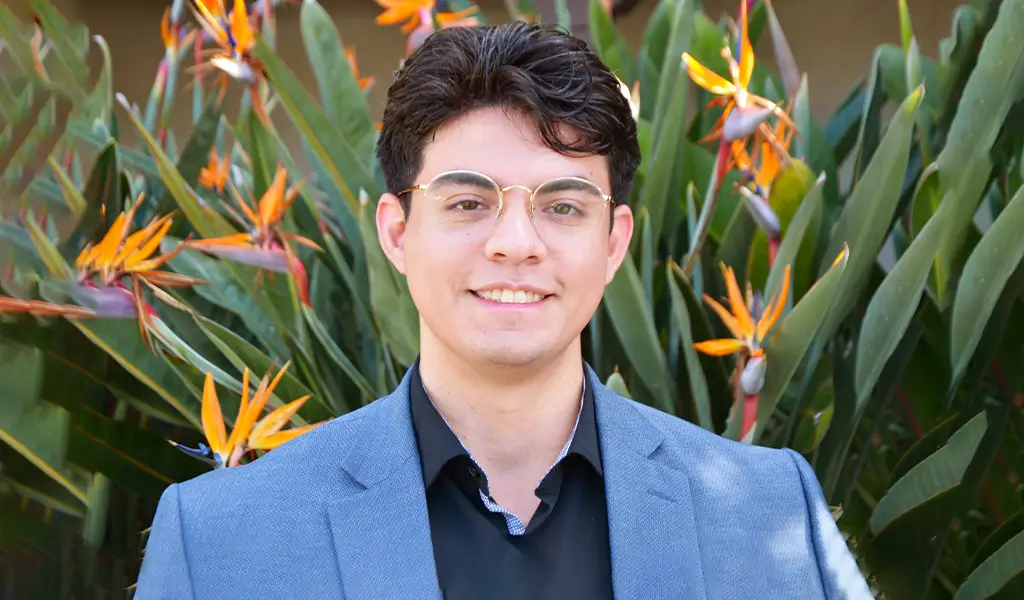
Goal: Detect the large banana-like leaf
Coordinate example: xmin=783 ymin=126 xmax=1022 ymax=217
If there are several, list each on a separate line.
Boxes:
xmin=929 ymin=0 xmax=1024 ymax=304
xmin=854 ymin=191 xmax=954 ymax=408
xmin=587 ymin=0 xmax=637 ymax=87
xmin=950 ymin=183 xmax=1024 ymax=386
xmin=0 ymin=342 xmax=88 ymax=505
xmin=818 ymin=86 xmax=923 ymax=340
xmin=603 ymin=252 xmax=677 ymax=413
xmin=299 ymin=0 xmax=377 ymax=168
xmin=870 ymin=410 xmax=987 ymax=536
xmin=357 ymin=199 xmax=419 ymax=368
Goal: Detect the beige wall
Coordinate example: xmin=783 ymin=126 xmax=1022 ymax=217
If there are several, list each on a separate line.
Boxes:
xmin=11 ymin=0 xmax=962 ymax=164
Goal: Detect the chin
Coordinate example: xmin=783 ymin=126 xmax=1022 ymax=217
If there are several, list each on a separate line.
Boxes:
xmin=461 ymin=332 xmax=565 ymax=368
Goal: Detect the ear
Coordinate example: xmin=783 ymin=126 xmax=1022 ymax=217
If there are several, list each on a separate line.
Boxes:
xmin=376 ymin=192 xmax=408 ymax=274
xmin=605 ymin=204 xmax=634 ymax=284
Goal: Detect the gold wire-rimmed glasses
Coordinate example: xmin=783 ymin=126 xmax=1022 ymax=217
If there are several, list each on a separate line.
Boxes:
xmin=397 ymin=169 xmax=615 ymax=239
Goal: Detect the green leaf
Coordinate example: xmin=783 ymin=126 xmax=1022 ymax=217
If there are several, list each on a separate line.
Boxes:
xmin=357 ymin=200 xmax=419 ymax=368
xmin=754 ymin=246 xmax=849 ymax=444
xmin=933 ymin=0 xmax=1024 ymax=280
xmin=818 ymin=87 xmax=923 ymax=340
xmin=870 ymin=410 xmax=987 ymax=535
xmin=301 ymin=305 xmax=382 ymax=403
xmin=58 ymin=140 xmax=120 ymax=261
xmin=554 ymin=0 xmax=572 ymax=32
xmin=766 ymin=174 xmax=824 ymax=303
xmin=0 ymin=342 xmax=88 ymax=506
xmin=66 ymin=408 xmax=206 ymax=499
xmin=855 ymin=191 xmax=953 ymax=408
xmin=169 ymin=94 xmax=223 ymax=204
xmin=956 ymin=528 xmax=1024 ymax=599
xmin=667 ymin=263 xmax=712 ymax=430
xmin=252 ymin=35 xmax=380 ymax=214
xmin=587 ymin=0 xmax=637 ymax=86
xmin=602 ymin=253 xmax=676 ymax=413
xmin=115 ymin=94 xmax=234 ymax=239
xmin=163 ymin=244 xmax=290 ymax=358
xmin=300 ymin=0 xmax=376 ymax=168
xmin=63 ymin=317 xmax=201 ymax=430
xmin=950 ymin=183 xmax=1024 ymax=385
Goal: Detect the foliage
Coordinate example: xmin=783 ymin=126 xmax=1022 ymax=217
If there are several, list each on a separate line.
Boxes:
xmin=0 ymin=0 xmax=1023 ymax=597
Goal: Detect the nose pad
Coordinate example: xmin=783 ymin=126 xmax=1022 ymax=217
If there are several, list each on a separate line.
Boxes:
xmin=498 ymin=185 xmax=536 ymax=221
xmin=484 ymin=187 xmax=546 ymax=260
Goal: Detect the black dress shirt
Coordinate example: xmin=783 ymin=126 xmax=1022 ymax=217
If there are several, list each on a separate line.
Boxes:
xmin=409 ymin=361 xmax=614 ymax=600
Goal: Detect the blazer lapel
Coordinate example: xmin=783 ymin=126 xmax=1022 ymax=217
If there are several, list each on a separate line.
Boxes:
xmin=592 ymin=369 xmax=708 ymax=600
xmin=326 ymin=371 xmax=443 ymax=600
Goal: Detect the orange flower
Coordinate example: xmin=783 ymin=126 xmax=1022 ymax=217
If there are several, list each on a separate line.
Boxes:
xmin=198 ymin=151 xmax=231 ymax=193
xmin=694 ymin=261 xmax=790 ymax=360
xmin=681 ymin=1 xmax=792 ymax=147
xmin=169 ymin=363 xmax=324 ymax=469
xmin=375 ymin=0 xmax=435 ymax=33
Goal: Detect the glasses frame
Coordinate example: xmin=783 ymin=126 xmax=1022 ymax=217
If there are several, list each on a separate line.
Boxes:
xmin=397 ymin=169 xmax=615 ymax=221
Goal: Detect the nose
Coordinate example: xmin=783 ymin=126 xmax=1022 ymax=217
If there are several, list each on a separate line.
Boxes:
xmin=482 ymin=187 xmax=547 ymax=264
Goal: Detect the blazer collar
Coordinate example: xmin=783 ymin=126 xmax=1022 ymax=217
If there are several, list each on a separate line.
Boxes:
xmin=327 ymin=363 xmax=707 ymax=600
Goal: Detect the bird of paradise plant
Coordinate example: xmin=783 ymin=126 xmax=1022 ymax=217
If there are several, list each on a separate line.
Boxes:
xmin=187 ymin=164 xmax=318 ymax=304
xmin=0 ymin=196 xmax=205 ymax=348
xmin=694 ymin=261 xmax=791 ymax=441
xmin=189 ymin=0 xmax=272 ymax=126
xmin=169 ymin=363 xmax=324 ymax=469
xmin=682 ymin=0 xmax=792 ymax=148
xmin=680 ymin=0 xmax=795 ymax=278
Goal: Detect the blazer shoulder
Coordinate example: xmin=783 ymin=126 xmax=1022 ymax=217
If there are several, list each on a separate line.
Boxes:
xmin=622 ymin=397 xmax=803 ymax=488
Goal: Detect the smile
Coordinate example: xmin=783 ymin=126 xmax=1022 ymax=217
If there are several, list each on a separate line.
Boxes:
xmin=471 ymin=289 xmax=549 ymax=304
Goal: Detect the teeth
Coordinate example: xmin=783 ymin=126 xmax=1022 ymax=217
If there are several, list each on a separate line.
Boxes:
xmin=476 ymin=289 xmax=545 ymax=304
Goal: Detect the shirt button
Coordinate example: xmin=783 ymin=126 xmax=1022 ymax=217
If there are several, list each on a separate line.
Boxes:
xmin=469 ymin=464 xmax=480 ymax=477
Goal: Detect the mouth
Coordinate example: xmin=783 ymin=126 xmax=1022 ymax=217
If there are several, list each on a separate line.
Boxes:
xmin=471 ymin=288 xmax=552 ymax=305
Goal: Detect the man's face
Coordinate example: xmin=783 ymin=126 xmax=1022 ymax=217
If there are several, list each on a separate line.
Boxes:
xmin=376 ymin=107 xmax=634 ymax=368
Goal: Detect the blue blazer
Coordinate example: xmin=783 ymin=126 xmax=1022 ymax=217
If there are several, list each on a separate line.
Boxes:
xmin=136 ymin=365 xmax=874 ymax=599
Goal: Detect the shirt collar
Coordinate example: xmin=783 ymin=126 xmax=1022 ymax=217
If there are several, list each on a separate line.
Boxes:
xmin=409 ymin=357 xmax=603 ymax=488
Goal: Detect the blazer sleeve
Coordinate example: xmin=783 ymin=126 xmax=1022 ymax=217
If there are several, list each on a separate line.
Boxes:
xmin=134 ymin=484 xmax=197 ymax=600
xmin=785 ymin=449 xmax=876 ymax=600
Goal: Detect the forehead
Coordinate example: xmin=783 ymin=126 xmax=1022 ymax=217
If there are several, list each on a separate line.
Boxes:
xmin=416 ymin=107 xmax=610 ymax=190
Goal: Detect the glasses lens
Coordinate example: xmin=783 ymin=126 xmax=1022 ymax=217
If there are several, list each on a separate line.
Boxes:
xmin=425 ymin=171 xmax=502 ymax=232
xmin=533 ymin=178 xmax=609 ymax=234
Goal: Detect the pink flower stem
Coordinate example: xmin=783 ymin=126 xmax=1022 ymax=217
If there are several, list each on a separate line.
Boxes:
xmin=741 ymin=393 xmax=758 ymax=440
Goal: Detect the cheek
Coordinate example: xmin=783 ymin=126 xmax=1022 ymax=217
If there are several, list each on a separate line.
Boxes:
xmin=555 ymin=239 xmax=610 ymax=301
xmin=402 ymin=230 xmax=475 ymax=298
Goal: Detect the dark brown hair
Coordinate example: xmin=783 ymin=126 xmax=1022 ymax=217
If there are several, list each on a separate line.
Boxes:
xmin=376 ymin=21 xmax=642 ymax=215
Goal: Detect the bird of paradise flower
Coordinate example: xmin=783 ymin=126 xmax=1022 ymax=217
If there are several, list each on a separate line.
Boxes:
xmin=373 ymin=0 xmax=481 ymax=55
xmin=682 ymin=0 xmax=793 ymax=151
xmin=187 ymin=164 xmax=319 ymax=305
xmin=0 ymin=197 xmax=206 ymax=348
xmin=169 ymin=363 xmax=324 ymax=469
xmin=188 ymin=0 xmax=273 ymax=126
xmin=694 ymin=261 xmax=790 ymax=441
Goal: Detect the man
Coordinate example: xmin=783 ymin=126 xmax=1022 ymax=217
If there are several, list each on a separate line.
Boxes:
xmin=136 ymin=22 xmax=873 ymax=599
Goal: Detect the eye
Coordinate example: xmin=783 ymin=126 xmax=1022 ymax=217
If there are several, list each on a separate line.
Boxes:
xmin=548 ymin=201 xmax=581 ymax=216
xmin=447 ymin=195 xmax=489 ymax=211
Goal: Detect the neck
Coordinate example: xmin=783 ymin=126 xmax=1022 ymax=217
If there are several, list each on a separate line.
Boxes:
xmin=417 ymin=337 xmax=585 ymax=479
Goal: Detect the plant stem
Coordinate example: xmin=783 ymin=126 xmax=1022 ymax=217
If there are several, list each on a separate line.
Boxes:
xmin=683 ymin=138 xmax=730 ymax=278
